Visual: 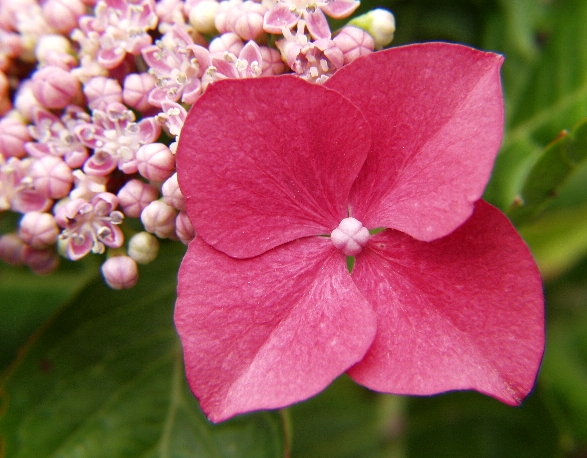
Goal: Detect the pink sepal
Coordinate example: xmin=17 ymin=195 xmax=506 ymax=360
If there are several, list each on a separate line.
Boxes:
xmin=321 ymin=0 xmax=360 ymax=18
xmin=176 ymin=76 xmax=371 ymax=258
xmin=325 ymin=43 xmax=504 ymax=242
xmin=262 ymin=5 xmax=297 ymax=34
xmin=305 ymin=9 xmax=331 ymax=40
xmin=176 ymin=236 xmax=377 ymax=422
xmin=348 ymin=201 xmax=544 ymax=405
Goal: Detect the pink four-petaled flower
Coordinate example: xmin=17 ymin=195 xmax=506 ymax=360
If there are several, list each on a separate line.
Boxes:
xmin=175 ymin=43 xmax=545 ymax=422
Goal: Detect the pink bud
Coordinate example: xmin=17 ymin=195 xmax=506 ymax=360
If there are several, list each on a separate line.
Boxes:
xmin=175 ymin=211 xmax=195 ymax=245
xmin=209 ymin=33 xmax=244 ymax=58
xmin=259 ymin=46 xmax=285 ymax=76
xmin=30 ymin=156 xmax=73 ymax=199
xmin=140 ymin=200 xmax=177 ymax=239
xmin=101 ymin=256 xmax=139 ymax=289
xmin=18 ymin=211 xmax=59 ymax=249
xmin=123 ymin=73 xmax=156 ymax=113
xmin=0 ymin=233 xmax=26 ymax=266
xmin=15 ymin=81 xmax=43 ymax=121
xmin=31 ymin=66 xmax=80 ymax=109
xmin=117 ymin=178 xmax=158 ymax=218
xmin=42 ymin=0 xmax=86 ymax=34
xmin=23 ymin=246 xmax=59 ymax=274
xmin=136 ymin=143 xmax=175 ymax=182
xmin=83 ymin=77 xmax=123 ymax=109
xmin=333 ymin=26 xmax=375 ymax=65
xmin=232 ymin=2 xmax=265 ymax=41
xmin=0 ymin=117 xmax=30 ymax=158
xmin=161 ymin=173 xmax=184 ymax=210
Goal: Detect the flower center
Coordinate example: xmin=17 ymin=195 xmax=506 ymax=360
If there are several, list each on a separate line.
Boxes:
xmin=330 ymin=217 xmax=370 ymax=256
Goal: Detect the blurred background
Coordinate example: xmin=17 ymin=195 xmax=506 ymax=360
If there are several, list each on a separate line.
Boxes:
xmin=1 ymin=0 xmax=586 ymax=456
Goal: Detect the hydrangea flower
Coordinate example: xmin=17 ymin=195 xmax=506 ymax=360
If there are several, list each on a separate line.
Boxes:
xmin=75 ymin=102 xmax=160 ymax=176
xmin=264 ymin=0 xmax=359 ymax=40
xmin=174 ymin=43 xmax=544 ymax=422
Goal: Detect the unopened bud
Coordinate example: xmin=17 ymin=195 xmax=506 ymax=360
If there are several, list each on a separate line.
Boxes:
xmin=123 ymin=73 xmax=156 ymax=113
xmin=189 ymin=0 xmax=220 ymax=35
xmin=30 ymin=156 xmax=73 ymax=199
xmin=161 ymin=173 xmax=184 ymax=211
xmin=23 ymin=246 xmax=59 ymax=274
xmin=31 ymin=66 xmax=80 ymax=109
xmin=349 ymin=8 xmax=396 ymax=49
xmin=19 ymin=212 xmax=60 ymax=249
xmin=334 ymin=26 xmax=375 ymax=64
xmin=101 ymin=256 xmax=139 ymax=289
xmin=141 ymin=200 xmax=177 ymax=239
xmin=209 ymin=33 xmax=244 ymax=58
xmin=128 ymin=232 xmax=159 ymax=264
xmin=84 ymin=77 xmax=122 ymax=109
xmin=0 ymin=233 xmax=26 ymax=265
xmin=117 ymin=179 xmax=158 ymax=218
xmin=0 ymin=117 xmax=30 ymax=158
xmin=136 ymin=143 xmax=175 ymax=182
xmin=175 ymin=211 xmax=195 ymax=245
xmin=42 ymin=0 xmax=86 ymax=34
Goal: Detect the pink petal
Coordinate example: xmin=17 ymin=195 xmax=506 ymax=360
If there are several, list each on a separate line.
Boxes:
xmin=348 ymin=201 xmax=544 ymax=405
xmin=321 ymin=0 xmax=360 ymax=19
xmin=263 ymin=5 xmax=299 ymax=34
xmin=176 ymin=236 xmax=377 ymax=422
xmin=176 ymin=76 xmax=371 ymax=258
xmin=83 ymin=152 xmax=117 ymax=176
xmin=325 ymin=43 xmax=504 ymax=241
xmin=305 ymin=9 xmax=331 ymax=40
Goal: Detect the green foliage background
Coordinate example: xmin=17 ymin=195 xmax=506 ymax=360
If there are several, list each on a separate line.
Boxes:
xmin=2 ymin=0 xmax=587 ymax=456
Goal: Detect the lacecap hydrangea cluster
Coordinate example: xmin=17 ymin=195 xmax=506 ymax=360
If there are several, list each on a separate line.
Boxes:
xmin=0 ymin=0 xmax=395 ymax=288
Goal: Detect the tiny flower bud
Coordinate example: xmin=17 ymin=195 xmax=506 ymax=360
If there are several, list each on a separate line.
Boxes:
xmin=42 ymin=0 xmax=86 ymax=34
xmin=232 ymin=2 xmax=265 ymax=41
xmin=141 ymin=200 xmax=177 ymax=239
xmin=175 ymin=211 xmax=195 ymax=245
xmin=136 ymin=143 xmax=175 ymax=182
xmin=161 ymin=173 xmax=184 ymax=210
xmin=19 ymin=211 xmax=59 ymax=249
xmin=30 ymin=156 xmax=73 ymax=199
xmin=189 ymin=0 xmax=220 ymax=35
xmin=128 ymin=231 xmax=159 ymax=264
xmin=259 ymin=46 xmax=285 ymax=76
xmin=349 ymin=8 xmax=396 ymax=50
xmin=31 ymin=66 xmax=80 ymax=109
xmin=123 ymin=73 xmax=156 ymax=113
xmin=84 ymin=77 xmax=123 ymax=109
xmin=331 ymin=217 xmax=370 ymax=256
xmin=15 ymin=81 xmax=43 ymax=121
xmin=334 ymin=26 xmax=375 ymax=64
xmin=209 ymin=33 xmax=244 ymax=58
xmin=23 ymin=246 xmax=59 ymax=274
xmin=101 ymin=256 xmax=139 ymax=289
xmin=35 ymin=34 xmax=75 ymax=68
xmin=117 ymin=178 xmax=158 ymax=218
xmin=0 ymin=117 xmax=30 ymax=158
xmin=0 ymin=233 xmax=26 ymax=266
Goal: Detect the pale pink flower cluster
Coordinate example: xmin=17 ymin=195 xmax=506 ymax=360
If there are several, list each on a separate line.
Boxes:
xmin=0 ymin=0 xmax=393 ymax=288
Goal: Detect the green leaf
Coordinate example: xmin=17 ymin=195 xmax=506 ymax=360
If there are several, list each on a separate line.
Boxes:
xmin=507 ymin=118 xmax=587 ymax=224
xmin=404 ymin=391 xmax=559 ymax=458
xmin=483 ymin=0 xmax=587 ymax=209
xmin=519 ymin=203 xmax=587 ymax=280
xmin=539 ymin=258 xmax=587 ymax=453
xmin=0 ymin=259 xmax=96 ymax=371
xmin=0 ymin=243 xmax=287 ymax=457
xmin=289 ymin=376 xmax=404 ymax=458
